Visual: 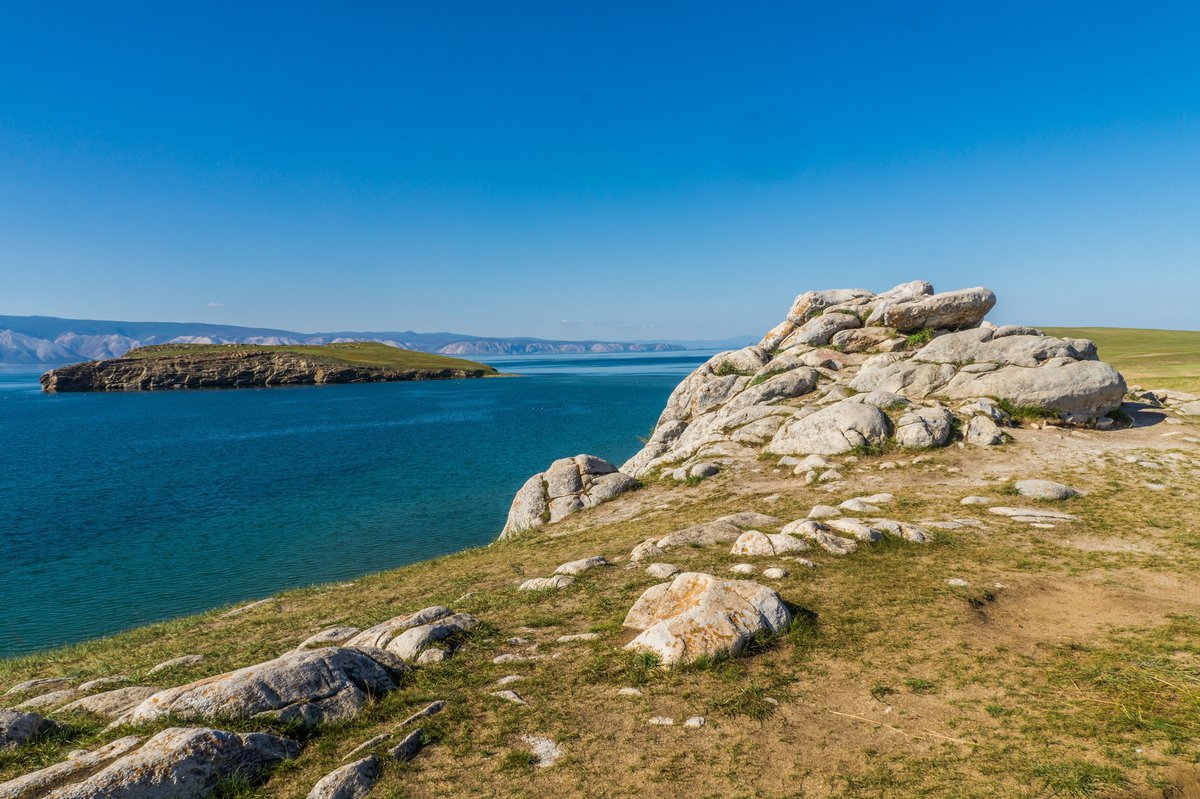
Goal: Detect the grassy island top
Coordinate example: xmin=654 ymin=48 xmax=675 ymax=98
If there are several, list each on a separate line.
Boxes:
xmin=121 ymin=341 xmax=499 ymax=373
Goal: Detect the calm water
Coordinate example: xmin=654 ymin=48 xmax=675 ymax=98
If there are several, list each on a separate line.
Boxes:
xmin=0 ymin=352 xmax=709 ymax=657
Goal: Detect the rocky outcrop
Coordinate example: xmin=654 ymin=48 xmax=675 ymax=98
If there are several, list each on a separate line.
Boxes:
xmin=618 ymin=281 xmax=1127 ymax=478
xmin=500 ymin=455 xmax=639 ymax=538
xmin=7 ymin=727 xmax=298 ymax=799
xmin=40 ymin=345 xmax=495 ymax=392
xmin=622 ymin=573 xmax=792 ymax=666
xmin=121 ymin=647 xmax=408 ymax=728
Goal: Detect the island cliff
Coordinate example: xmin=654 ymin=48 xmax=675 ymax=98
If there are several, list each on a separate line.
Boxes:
xmin=40 ymin=342 xmax=497 ymax=392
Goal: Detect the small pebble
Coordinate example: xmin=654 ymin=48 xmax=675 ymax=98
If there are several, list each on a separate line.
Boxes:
xmin=648 ymin=716 xmax=675 ymax=726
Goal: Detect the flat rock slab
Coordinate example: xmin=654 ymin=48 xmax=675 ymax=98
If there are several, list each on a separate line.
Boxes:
xmin=58 ymin=687 xmax=159 ymax=719
xmin=32 ymin=727 xmax=298 ymax=799
xmin=1014 ymin=480 xmax=1080 ymax=500
xmin=122 ymin=647 xmax=406 ymax=728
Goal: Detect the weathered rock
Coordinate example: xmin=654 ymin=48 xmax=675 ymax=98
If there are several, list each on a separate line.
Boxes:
xmin=37 ymin=727 xmax=299 ymax=799
xmin=867 ymin=519 xmax=932 ymax=543
xmin=965 ymin=415 xmax=1007 ymax=446
xmin=838 ymin=498 xmax=881 ymax=514
xmin=384 ymin=613 xmax=478 ymax=661
xmin=988 ymin=506 xmax=1077 ymax=522
xmin=762 ymin=567 xmax=789 ymax=579
xmin=0 ymin=735 xmax=141 ymax=799
xmin=880 ymin=287 xmax=996 ymax=332
xmin=500 ymin=456 xmax=639 ymax=538
xmin=848 ymin=357 xmax=957 ymax=399
xmin=554 ymin=556 xmax=609 ymax=576
xmin=894 ymin=406 xmax=955 ymax=449
xmin=519 ymin=575 xmax=575 ymax=591
xmin=78 ymin=676 xmax=129 ymax=692
xmin=942 ymin=360 xmax=1126 ymax=417
xmin=59 ymin=687 xmax=159 ymax=719
xmin=767 ymin=401 xmax=891 ymax=455
xmin=787 ymin=289 xmax=873 ymax=323
xmin=1014 ymin=480 xmax=1080 ymax=501
xmin=0 ymin=709 xmax=57 ymax=750
xmin=306 ymin=755 xmax=380 ymax=799
xmin=830 ymin=326 xmax=895 ymax=353
xmin=646 ymin=563 xmax=681 ymax=579
xmin=4 ymin=678 xmax=70 ymax=697
xmin=622 ymin=573 xmax=792 ymax=665
xmin=490 ymin=690 xmax=527 ymax=706
xmin=387 ymin=729 xmax=423 ymax=762
xmin=781 ymin=312 xmax=862 ymax=347
xmin=123 ymin=648 xmax=406 ymax=727
xmin=826 ymin=518 xmax=885 ymax=543
xmin=14 ymin=689 xmax=81 ymax=712
xmin=298 ymin=627 xmax=361 ymax=649
xmin=345 ymin=606 xmax=455 ymax=650
xmin=729 ymin=531 xmax=809 ymax=556
xmin=619 ymin=280 xmax=1127 ymax=477
xmin=147 ymin=654 xmax=205 ymax=675
xmin=807 ymin=504 xmax=841 ymax=519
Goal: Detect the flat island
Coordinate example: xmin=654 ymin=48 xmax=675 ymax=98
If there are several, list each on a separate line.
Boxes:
xmin=40 ymin=342 xmax=499 ymax=392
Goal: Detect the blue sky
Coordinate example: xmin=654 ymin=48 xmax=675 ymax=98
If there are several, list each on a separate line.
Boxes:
xmin=1 ymin=2 xmax=1198 ymax=339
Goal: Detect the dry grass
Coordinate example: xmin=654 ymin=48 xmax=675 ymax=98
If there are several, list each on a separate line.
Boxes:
xmin=2 ymin=416 xmax=1199 ymax=798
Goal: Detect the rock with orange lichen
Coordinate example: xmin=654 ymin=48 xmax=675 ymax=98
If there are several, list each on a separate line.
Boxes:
xmin=622 ymin=572 xmax=792 ymax=666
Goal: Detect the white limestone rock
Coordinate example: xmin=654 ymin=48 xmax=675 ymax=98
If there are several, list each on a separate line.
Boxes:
xmin=623 ymin=573 xmax=792 ymax=665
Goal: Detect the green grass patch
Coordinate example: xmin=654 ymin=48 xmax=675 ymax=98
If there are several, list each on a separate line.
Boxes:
xmin=121 ymin=342 xmax=497 ymax=374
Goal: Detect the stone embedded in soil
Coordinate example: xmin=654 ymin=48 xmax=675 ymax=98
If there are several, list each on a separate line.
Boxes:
xmin=520 ymin=735 xmax=563 ymax=767
xmin=519 ymin=575 xmax=576 ymax=591
xmin=554 ymin=556 xmax=609 ymax=575
xmin=5 ymin=678 xmax=71 ymax=697
xmin=122 ymin=647 xmax=407 ymax=728
xmin=26 ymin=727 xmax=299 ymax=799
xmin=146 ymin=654 xmax=206 ymax=674
xmin=490 ymin=690 xmax=528 ymax=706
xmin=306 ymin=754 xmax=380 ymax=799
xmin=1 ymin=708 xmax=59 ymax=750
xmin=1014 ymin=479 xmax=1080 ymax=501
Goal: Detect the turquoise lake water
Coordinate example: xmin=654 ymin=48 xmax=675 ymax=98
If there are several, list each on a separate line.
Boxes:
xmin=0 ymin=352 xmax=709 ymax=657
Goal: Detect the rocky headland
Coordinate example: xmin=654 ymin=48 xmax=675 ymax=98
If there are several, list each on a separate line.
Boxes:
xmin=39 ymin=342 xmax=498 ymax=392
xmin=4 ymin=280 xmax=1199 ymax=799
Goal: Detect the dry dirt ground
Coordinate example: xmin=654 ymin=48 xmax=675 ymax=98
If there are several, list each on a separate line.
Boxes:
xmin=2 ymin=403 xmax=1198 ymax=799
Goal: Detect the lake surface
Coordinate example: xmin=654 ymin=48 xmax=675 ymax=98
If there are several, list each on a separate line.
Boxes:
xmin=0 ymin=351 xmax=710 ymax=657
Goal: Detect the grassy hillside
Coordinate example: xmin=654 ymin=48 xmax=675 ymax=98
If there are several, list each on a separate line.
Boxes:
xmin=1044 ymin=327 xmax=1200 ymax=393
xmin=2 ymin=422 xmax=1198 ymax=798
xmin=122 ymin=341 xmax=498 ymax=374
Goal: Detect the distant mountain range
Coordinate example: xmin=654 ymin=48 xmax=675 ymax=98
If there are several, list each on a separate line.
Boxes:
xmin=0 ymin=315 xmax=701 ymax=364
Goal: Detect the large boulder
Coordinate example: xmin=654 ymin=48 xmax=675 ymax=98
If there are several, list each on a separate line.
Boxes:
xmin=941 ymin=360 xmax=1126 ymax=416
xmin=878 ymin=287 xmax=996 ymax=332
xmin=34 ymin=727 xmax=298 ymax=799
xmin=766 ymin=401 xmax=891 ymax=455
xmin=894 ymin=406 xmax=955 ymax=449
xmin=622 ymin=573 xmax=792 ymax=665
xmin=500 ymin=455 xmax=639 ymax=538
xmin=122 ymin=647 xmax=406 ymax=727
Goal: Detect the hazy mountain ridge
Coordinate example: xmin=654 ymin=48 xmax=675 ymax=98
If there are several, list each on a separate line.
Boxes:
xmin=0 ymin=315 xmax=684 ymax=363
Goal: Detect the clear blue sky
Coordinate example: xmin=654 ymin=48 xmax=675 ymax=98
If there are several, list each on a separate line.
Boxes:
xmin=2 ymin=2 xmax=1197 ymax=339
